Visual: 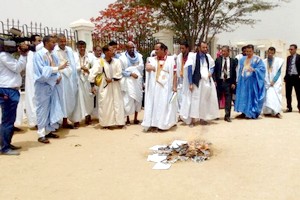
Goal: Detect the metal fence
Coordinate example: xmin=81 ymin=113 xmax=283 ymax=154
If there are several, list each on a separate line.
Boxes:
xmin=92 ymin=33 xmax=157 ymax=62
xmin=216 ymin=44 xmax=261 ymax=58
xmin=0 ymin=19 xmax=78 ymax=91
xmin=0 ymin=19 xmax=77 ymax=49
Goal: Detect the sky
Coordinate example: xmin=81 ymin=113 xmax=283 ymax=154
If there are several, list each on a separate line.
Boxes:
xmin=0 ymin=0 xmax=299 ymax=46
xmin=218 ymin=0 xmax=299 ymax=46
xmin=0 ymin=0 xmax=113 ymax=28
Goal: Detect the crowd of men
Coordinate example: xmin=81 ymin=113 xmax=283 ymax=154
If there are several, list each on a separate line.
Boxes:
xmin=1 ymin=33 xmax=299 ymax=155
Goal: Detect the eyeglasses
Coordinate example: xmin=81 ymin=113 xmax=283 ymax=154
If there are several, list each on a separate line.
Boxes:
xmin=289 ymin=49 xmax=295 ymax=51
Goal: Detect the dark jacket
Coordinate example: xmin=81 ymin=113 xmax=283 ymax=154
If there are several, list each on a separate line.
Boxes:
xmin=284 ymin=53 xmax=300 ymax=81
xmin=213 ymin=57 xmax=237 ymax=85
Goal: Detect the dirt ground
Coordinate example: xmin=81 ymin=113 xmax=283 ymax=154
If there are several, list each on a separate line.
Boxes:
xmin=1 ymin=97 xmax=300 ymax=200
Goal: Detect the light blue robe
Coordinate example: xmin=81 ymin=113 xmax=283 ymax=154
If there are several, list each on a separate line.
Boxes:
xmin=53 ymin=46 xmax=78 ymax=118
xmin=33 ymin=47 xmax=64 ymax=131
xmin=234 ymin=55 xmax=266 ymax=119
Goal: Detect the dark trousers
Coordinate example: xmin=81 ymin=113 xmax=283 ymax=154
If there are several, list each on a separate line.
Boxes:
xmin=285 ymin=75 xmax=300 ymax=110
xmin=217 ymin=80 xmax=232 ymax=118
xmin=0 ymin=88 xmax=20 ymax=152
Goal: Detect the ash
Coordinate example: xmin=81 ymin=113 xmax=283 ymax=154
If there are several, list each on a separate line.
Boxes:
xmin=151 ymin=140 xmax=212 ymax=164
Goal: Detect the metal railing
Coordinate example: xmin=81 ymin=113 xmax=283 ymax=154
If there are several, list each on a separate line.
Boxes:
xmin=0 ymin=19 xmax=77 ymax=49
xmin=92 ymin=33 xmax=157 ymax=61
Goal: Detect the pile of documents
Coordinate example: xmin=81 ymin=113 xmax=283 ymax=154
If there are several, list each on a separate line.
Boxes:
xmin=147 ymin=140 xmax=212 ymax=170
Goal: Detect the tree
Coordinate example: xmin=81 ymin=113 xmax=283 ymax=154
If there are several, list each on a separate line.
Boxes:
xmin=137 ymin=0 xmax=288 ymax=48
xmin=90 ymin=0 xmax=160 ymax=47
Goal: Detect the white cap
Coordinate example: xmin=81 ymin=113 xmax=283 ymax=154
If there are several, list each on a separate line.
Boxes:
xmin=150 ymin=50 xmax=156 ymax=57
xmin=4 ymin=40 xmax=16 ymax=47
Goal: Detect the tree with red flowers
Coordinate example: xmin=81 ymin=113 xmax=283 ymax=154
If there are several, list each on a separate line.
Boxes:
xmin=91 ymin=0 xmax=160 ymax=47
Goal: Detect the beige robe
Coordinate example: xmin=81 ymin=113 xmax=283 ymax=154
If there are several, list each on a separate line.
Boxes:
xmin=95 ymin=58 xmax=125 ymax=126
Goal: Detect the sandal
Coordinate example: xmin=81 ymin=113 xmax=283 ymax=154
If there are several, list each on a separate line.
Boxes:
xmin=133 ymin=120 xmax=140 ymax=124
xmin=45 ymin=133 xmax=59 ymax=139
xmin=38 ymin=137 xmax=50 ymax=144
xmin=74 ymin=122 xmax=80 ymax=129
xmin=62 ymin=124 xmax=75 ymax=129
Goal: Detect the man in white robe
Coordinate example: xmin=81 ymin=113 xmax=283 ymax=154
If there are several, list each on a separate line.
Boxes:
xmin=263 ymin=47 xmax=284 ymax=118
xmin=33 ymin=35 xmax=67 ymax=144
xmin=24 ymin=35 xmax=42 ymax=128
xmin=188 ymin=41 xmax=219 ymax=126
xmin=89 ymin=45 xmax=125 ymax=128
xmin=233 ymin=46 xmax=247 ymax=103
xmin=53 ymin=34 xmax=77 ymax=128
xmin=89 ymin=45 xmax=103 ymax=118
xmin=119 ymin=42 xmax=144 ymax=125
xmin=176 ymin=42 xmax=193 ymax=125
xmin=142 ymin=42 xmax=177 ymax=132
xmin=71 ymin=41 xmax=94 ymax=127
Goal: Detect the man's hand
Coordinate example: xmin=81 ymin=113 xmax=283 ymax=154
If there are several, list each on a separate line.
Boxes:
xmin=18 ymin=43 xmax=29 ymax=56
xmin=106 ymin=78 xmax=112 ymax=83
xmin=208 ymin=73 xmax=212 ymax=78
xmin=56 ymin=76 xmax=62 ymax=84
xmin=270 ymin=81 xmax=274 ymax=87
xmin=58 ymin=61 xmax=68 ymax=70
xmin=81 ymin=66 xmax=89 ymax=74
xmin=146 ymin=63 xmax=155 ymax=72
xmin=231 ymin=84 xmax=236 ymax=90
xmin=91 ymin=86 xmax=97 ymax=94
xmin=0 ymin=94 xmax=9 ymax=100
xmin=189 ymin=84 xmax=193 ymax=92
xmin=173 ymin=87 xmax=177 ymax=92
xmin=247 ymin=67 xmax=255 ymax=72
xmin=131 ymin=73 xmax=138 ymax=79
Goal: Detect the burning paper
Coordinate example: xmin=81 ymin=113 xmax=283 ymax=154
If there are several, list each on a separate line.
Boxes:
xmin=147 ymin=139 xmax=212 ymax=169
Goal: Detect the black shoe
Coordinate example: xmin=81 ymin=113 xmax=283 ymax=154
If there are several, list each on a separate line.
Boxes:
xmin=264 ymin=113 xmax=272 ymax=117
xmin=200 ymin=120 xmax=208 ymax=125
xmin=284 ymin=108 xmax=292 ymax=113
xmin=10 ymin=144 xmax=21 ymax=150
xmin=45 ymin=133 xmax=59 ymax=139
xmin=236 ymin=113 xmax=246 ymax=119
xmin=85 ymin=115 xmax=92 ymax=125
xmin=38 ymin=137 xmax=50 ymax=144
xmin=224 ymin=117 xmax=232 ymax=122
xmin=74 ymin=122 xmax=80 ymax=129
xmin=133 ymin=120 xmax=140 ymax=125
xmin=62 ymin=124 xmax=75 ymax=129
